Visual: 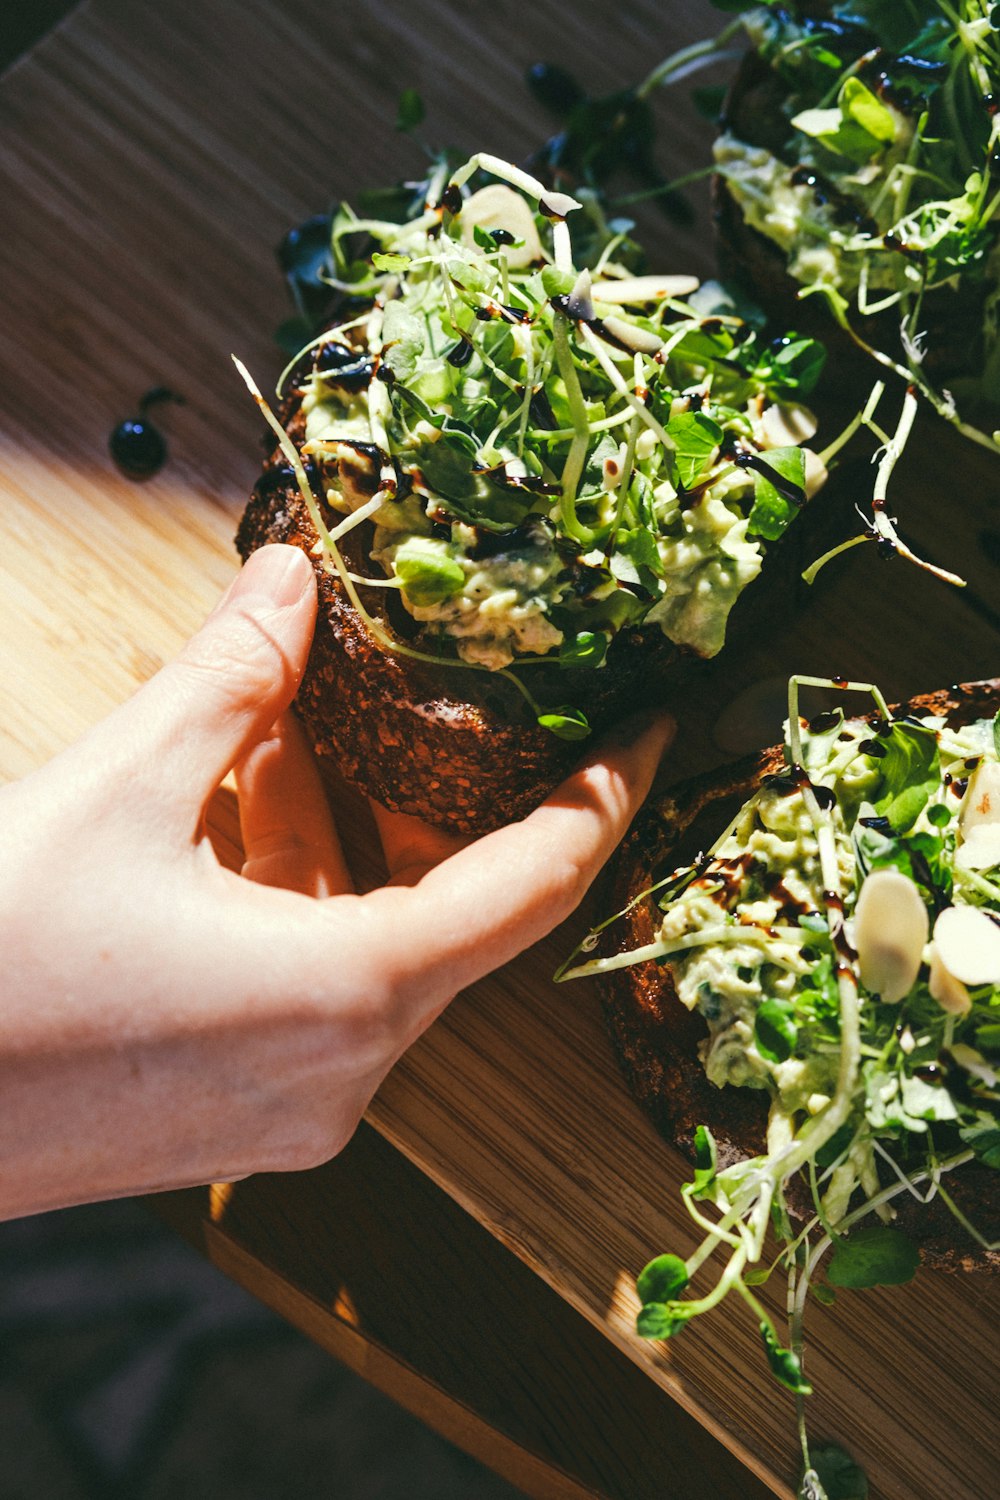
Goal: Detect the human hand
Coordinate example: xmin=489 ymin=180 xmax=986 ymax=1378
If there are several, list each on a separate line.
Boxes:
xmin=0 ymin=545 xmax=672 ymax=1218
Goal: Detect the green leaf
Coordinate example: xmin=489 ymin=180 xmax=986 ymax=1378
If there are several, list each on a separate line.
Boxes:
xmin=840 ymin=77 xmax=896 ymax=146
xmin=372 ymin=250 xmax=412 ymax=273
xmin=975 ymin=1024 xmax=1000 ymax=1055
xmin=691 ymin=1124 xmax=717 ymax=1194
xmin=755 ymin=997 xmax=798 ymax=1063
xmin=637 ymin=1253 xmax=689 ymax=1305
xmin=636 ymin=1302 xmax=686 ymax=1339
xmin=792 ymin=79 xmax=898 ymax=165
xmin=747 ymin=445 xmax=806 ymax=541
xmin=815 ymin=1121 xmax=855 ymax=1171
xmin=538 ymin=707 xmax=591 ymax=741
xmin=805 ymin=1444 xmax=869 ymax=1500
xmin=766 ymin=336 xmax=826 ymax=398
xmin=542 ymin=265 xmax=576 ymax=297
xmin=871 ymin=722 xmax=941 ymax=833
xmin=826 ymin=1227 xmax=919 ymax=1289
xmin=687 ymin=278 xmax=767 ymax=331
xmin=392 ymin=539 xmax=465 ymax=606
xmin=667 ymin=410 xmax=723 ymax=489
xmin=899 ymin=1071 xmax=957 ymax=1125
xmin=412 ymin=439 xmax=533 ymax=531
xmin=760 ymin=1323 xmax=812 ymax=1394
xmin=993 ymin=710 xmax=1000 ymax=760
xmin=395 ymin=88 xmax=425 ymax=133
xmin=379 ymin=301 xmax=424 ymax=382
xmin=812 ymin=1282 xmax=837 ymax=1306
xmin=609 ymin=526 xmax=662 ymax=587
xmin=960 ymin=1119 xmax=1000 ymax=1169
xmin=559 ymin=630 xmax=609 ymax=669
xmin=855 ymin=821 xmax=952 ymax=910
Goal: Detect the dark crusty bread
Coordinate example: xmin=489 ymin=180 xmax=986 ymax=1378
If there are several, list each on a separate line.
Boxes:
xmin=715 ymin=51 xmax=990 ymax=395
xmin=599 ymin=677 xmax=1000 ymax=1271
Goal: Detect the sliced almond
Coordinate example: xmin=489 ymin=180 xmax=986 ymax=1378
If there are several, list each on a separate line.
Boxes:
xmin=461 ymin=185 xmax=543 ymax=268
xmin=565 ymin=267 xmax=594 ymax=322
xmin=760 ymin=402 xmax=819 ymax=448
xmin=590 ymin=274 xmax=699 ymax=304
xmin=948 ymin=1042 xmax=997 ymax=1086
xmin=538 ymin=189 xmax=580 ymax=220
xmin=803 ymin=448 xmax=828 ymax=499
xmin=959 ymin=761 xmax=1000 ymax=835
xmin=599 ymin=315 xmax=663 ymax=355
xmin=933 ymin=905 xmax=1000 ymax=986
xmin=927 ymin=944 xmax=971 ymax=1014
xmin=955 ymin=823 xmax=1000 ymax=872
xmin=854 ymin=868 xmax=929 ymax=1003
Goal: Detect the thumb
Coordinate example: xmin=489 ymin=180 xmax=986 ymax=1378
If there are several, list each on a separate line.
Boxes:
xmin=105 ymin=544 xmax=318 ymax=817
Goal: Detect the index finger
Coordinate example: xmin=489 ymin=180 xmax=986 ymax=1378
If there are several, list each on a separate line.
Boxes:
xmin=369 ymin=710 xmax=674 ymax=1009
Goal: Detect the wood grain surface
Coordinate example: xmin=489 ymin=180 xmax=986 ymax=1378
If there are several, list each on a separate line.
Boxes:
xmin=1 ymin=3 xmax=998 ymax=1498
xmin=153 ymin=1123 xmax=774 ymax=1500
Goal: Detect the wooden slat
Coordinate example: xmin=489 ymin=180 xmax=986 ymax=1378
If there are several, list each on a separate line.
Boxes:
xmin=1 ymin=3 xmax=998 ymax=1497
xmin=150 ymin=1125 xmax=774 ymax=1500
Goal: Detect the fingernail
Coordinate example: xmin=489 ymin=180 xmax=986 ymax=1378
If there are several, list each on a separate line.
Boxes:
xmin=230 ymin=545 xmax=313 ymax=609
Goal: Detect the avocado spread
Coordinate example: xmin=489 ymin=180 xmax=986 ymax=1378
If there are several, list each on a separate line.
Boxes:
xmin=284 ymin=153 xmax=827 ymax=678
xmin=716 ymin=1 xmax=1000 ymax=440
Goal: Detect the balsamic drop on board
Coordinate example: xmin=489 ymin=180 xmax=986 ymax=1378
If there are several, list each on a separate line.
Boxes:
xmin=109 ymin=387 xmax=184 ymax=480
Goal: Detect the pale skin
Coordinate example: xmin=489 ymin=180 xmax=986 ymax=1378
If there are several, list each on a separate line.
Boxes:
xmin=0 ymin=544 xmax=673 ymax=1220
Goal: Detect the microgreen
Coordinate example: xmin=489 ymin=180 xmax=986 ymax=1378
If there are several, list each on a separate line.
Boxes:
xmin=537 ymin=706 xmax=591 ymax=741
xmin=558 ymin=631 xmax=608 ymax=670
xmin=263 ymin=149 xmax=852 ymax=734
xmin=755 ymin=997 xmax=798 ymax=1063
xmin=825 ymin=1226 xmax=920 ymax=1288
xmin=564 ymin=672 xmax=1000 ymax=1483
xmin=792 ymin=78 xmax=899 ymax=165
xmin=747 ymin=445 xmax=807 ymax=540
xmin=395 ymin=88 xmax=425 ymax=134
xmin=391 ymin=538 xmax=465 ymax=606
xmin=871 ymin=721 xmax=941 ymax=831
xmin=666 ymin=410 xmax=723 ymax=489
xmin=712 ymin=0 xmax=1000 ymax=450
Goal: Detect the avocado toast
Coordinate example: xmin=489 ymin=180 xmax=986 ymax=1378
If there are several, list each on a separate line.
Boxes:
xmin=713 ymin=1 xmax=1000 ymax=447
xmin=237 ymin=154 xmax=831 ymax=831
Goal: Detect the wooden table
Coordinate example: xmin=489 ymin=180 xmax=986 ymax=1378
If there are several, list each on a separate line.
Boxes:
xmin=2 ymin=3 xmax=998 ymax=1496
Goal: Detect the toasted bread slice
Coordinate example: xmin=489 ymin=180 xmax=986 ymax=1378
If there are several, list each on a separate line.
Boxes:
xmin=236 ymin=457 xmax=687 ymax=832
xmin=600 ymin=678 xmax=1000 ymax=1270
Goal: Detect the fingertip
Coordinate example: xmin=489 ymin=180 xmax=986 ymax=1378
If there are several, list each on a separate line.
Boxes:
xmin=570 ymin=707 xmax=675 ymax=797
xmin=229 ymin=543 xmax=316 ymax=613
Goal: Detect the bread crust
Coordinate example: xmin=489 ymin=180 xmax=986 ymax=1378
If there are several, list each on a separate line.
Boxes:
xmin=600 ymin=678 xmax=1000 ymax=1271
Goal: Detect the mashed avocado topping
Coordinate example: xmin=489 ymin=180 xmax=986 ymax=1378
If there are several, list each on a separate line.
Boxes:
xmin=562 ymin=674 xmax=1000 ymax=1492
xmin=276 ymin=153 xmax=829 ymax=682
xmin=714 ymin=1 xmax=1000 ymax=448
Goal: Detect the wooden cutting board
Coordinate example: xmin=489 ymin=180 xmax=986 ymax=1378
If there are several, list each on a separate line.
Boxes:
xmin=2 ymin=3 xmax=998 ymax=1497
